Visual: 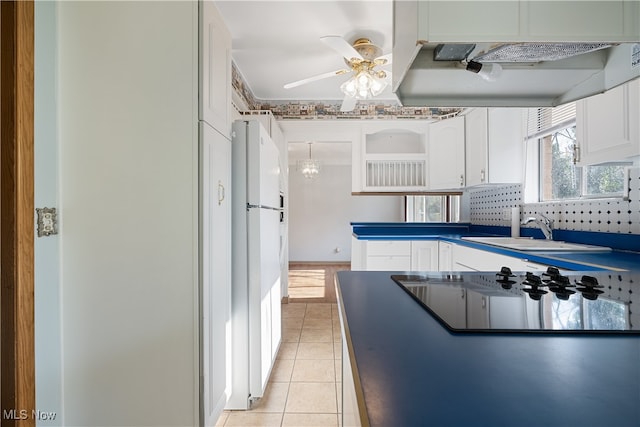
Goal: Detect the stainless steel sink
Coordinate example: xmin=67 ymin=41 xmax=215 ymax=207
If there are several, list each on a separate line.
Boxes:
xmin=461 ymin=237 xmax=611 ymax=252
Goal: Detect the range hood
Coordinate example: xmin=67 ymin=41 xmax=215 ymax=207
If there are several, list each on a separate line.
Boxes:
xmin=393 ymin=1 xmax=640 ymax=107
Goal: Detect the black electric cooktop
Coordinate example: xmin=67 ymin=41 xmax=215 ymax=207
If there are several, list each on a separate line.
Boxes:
xmin=391 ymin=267 xmax=639 ymax=334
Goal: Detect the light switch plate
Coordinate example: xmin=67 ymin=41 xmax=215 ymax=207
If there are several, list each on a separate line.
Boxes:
xmin=36 ymin=207 xmax=58 ymax=237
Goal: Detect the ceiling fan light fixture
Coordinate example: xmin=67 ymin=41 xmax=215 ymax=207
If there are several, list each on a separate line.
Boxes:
xmin=340 ymin=70 xmax=388 ymax=100
xmin=370 ymin=76 xmax=387 ymax=97
xmin=340 ymin=77 xmax=358 ymax=98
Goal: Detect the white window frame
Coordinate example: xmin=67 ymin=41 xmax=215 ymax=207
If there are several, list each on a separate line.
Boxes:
xmin=524 ymin=105 xmax=629 ymax=203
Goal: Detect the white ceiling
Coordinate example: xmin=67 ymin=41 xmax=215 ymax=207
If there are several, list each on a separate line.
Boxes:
xmin=215 ymin=0 xmax=396 ymax=104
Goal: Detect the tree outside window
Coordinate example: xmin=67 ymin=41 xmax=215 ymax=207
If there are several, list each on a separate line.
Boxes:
xmin=540 ymin=125 xmax=628 ymax=201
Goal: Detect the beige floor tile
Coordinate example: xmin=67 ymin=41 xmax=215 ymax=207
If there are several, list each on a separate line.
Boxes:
xmin=336 ymin=383 xmax=342 ymax=413
xmin=282 ymin=413 xmax=338 ymax=427
xmin=270 ymin=358 xmax=294 ymax=382
xmin=251 ymin=381 xmax=289 ymax=413
xmin=332 ymin=324 xmax=342 ymax=342
xmin=282 ymin=327 xmax=302 ymax=343
xmin=215 ymin=411 xmax=229 ymax=426
xmin=224 ymin=411 xmax=283 ymax=427
xmin=305 ymin=304 xmax=333 ymax=319
xmin=334 ymin=359 xmax=342 ymax=382
xmin=282 ymin=302 xmax=307 ymax=318
xmin=333 ymin=341 xmax=342 ymax=359
xmin=296 ymin=342 xmax=334 ymax=360
xmin=285 ymin=382 xmax=338 ymax=413
xmin=283 ymin=316 xmax=304 ymax=331
xmin=276 ymin=342 xmax=299 ymax=360
xmin=331 ymin=304 xmax=340 ymax=318
xmin=303 ymin=317 xmax=333 ymax=329
xmin=300 ymin=327 xmax=333 ymax=343
xmin=291 ymin=359 xmax=335 ymax=382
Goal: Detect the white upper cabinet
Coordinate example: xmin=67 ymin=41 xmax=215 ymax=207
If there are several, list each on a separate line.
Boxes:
xmin=486 ymin=108 xmax=525 ymax=184
xmin=465 ymin=108 xmax=524 ymax=187
xmin=576 ymin=79 xmax=640 ymax=165
xmin=465 ymin=108 xmax=489 ymax=187
xmin=419 ymin=1 xmax=639 ymax=42
xmin=200 ymin=0 xmax=232 ymax=136
xmin=428 ymin=116 xmax=465 ymax=190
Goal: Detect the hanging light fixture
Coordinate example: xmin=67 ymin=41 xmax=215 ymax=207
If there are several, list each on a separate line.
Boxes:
xmin=340 ymin=69 xmax=388 ymax=100
xmin=297 ymin=142 xmax=321 ymax=179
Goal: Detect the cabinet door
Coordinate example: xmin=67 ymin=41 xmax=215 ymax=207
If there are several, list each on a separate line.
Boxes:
xmin=438 ymin=241 xmax=453 ymax=271
xmin=452 ymin=244 xmax=517 ymax=271
xmin=419 ymin=1 xmax=638 ymax=42
xmin=366 ymin=256 xmax=412 ymax=271
xmin=200 ymin=122 xmax=231 ymax=426
xmin=465 ymin=108 xmax=488 ymax=186
xmin=200 ymin=0 xmax=231 ymax=135
xmin=466 ymin=291 xmax=489 ymax=328
xmin=428 ymin=116 xmax=465 ymax=189
xmin=411 ymin=241 xmax=439 ymax=271
xmin=487 ymin=108 xmax=524 ymax=184
xmin=576 ymin=80 xmax=640 ymax=165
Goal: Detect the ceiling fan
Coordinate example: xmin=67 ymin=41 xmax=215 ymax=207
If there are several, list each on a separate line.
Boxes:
xmin=283 ymin=36 xmax=392 ymax=112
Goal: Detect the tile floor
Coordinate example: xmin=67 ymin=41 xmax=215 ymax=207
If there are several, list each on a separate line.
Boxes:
xmin=216 ymin=302 xmax=343 ymax=427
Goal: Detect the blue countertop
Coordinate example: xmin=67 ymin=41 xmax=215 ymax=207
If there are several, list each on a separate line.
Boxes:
xmin=351 ymin=222 xmax=640 ymax=271
xmin=336 ymin=271 xmax=640 ymax=427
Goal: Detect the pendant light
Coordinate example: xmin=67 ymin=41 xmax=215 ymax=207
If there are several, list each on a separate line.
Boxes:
xmin=297 ymin=142 xmax=321 ymax=179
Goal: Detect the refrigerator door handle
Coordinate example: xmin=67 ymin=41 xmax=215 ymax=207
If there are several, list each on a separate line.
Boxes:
xmin=247 ymin=203 xmax=281 ymax=211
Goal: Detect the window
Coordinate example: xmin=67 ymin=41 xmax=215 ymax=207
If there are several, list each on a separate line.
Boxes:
xmin=405 ymin=195 xmax=460 ymax=222
xmin=528 ymin=105 xmax=630 ymax=202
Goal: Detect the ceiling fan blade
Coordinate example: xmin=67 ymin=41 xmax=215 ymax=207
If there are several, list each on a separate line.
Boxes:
xmin=374 ymin=52 xmax=393 ymax=66
xmin=284 ymin=69 xmax=350 ymax=89
xmin=320 ymin=35 xmax=363 ymax=62
xmin=340 ymin=95 xmax=357 ymax=112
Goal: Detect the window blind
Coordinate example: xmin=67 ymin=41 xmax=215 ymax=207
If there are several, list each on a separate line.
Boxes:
xmin=525 ymin=102 xmax=576 ymax=141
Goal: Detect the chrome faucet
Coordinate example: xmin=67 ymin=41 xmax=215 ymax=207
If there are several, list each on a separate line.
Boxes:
xmin=521 ymin=214 xmax=554 ymax=240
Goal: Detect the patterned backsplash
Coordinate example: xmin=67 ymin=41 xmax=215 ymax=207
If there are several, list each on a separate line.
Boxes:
xmin=468 ymin=167 xmax=640 ymax=235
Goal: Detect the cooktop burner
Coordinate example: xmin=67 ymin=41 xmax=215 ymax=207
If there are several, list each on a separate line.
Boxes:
xmin=391 ymin=267 xmax=639 ymax=334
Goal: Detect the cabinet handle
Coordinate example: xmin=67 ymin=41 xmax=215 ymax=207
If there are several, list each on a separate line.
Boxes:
xmin=459 ymin=174 xmax=465 ymax=187
xmin=480 ymin=169 xmax=486 ymax=183
xmin=218 ymin=181 xmax=225 ymax=205
xmin=572 ymin=144 xmax=580 ymax=164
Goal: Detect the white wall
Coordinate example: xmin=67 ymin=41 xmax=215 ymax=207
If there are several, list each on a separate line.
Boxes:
xmin=288 ymin=163 xmax=403 ymax=262
xmin=57 ymin=2 xmax=198 ymax=425
xmin=34 ymin=2 xmax=62 ymax=423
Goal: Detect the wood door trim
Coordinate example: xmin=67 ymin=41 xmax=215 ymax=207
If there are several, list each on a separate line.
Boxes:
xmin=1 ymin=1 xmax=36 ymax=425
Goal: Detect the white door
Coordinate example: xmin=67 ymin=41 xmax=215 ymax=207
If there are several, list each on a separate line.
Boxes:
xmin=200 ymin=122 xmax=231 ymax=426
xmin=248 ymin=207 xmax=282 ymax=397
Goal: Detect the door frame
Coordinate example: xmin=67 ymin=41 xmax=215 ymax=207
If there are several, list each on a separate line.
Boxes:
xmin=1 ymin=1 xmax=36 ymax=425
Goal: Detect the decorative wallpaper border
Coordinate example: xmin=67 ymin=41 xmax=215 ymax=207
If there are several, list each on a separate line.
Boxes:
xmin=231 ymin=62 xmax=462 ymax=121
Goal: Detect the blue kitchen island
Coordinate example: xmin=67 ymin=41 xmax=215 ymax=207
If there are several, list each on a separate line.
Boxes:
xmin=335 ymin=270 xmax=640 ymax=427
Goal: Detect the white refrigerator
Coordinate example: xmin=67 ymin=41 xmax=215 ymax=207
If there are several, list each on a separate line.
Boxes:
xmin=227 ymin=120 xmax=282 ymax=409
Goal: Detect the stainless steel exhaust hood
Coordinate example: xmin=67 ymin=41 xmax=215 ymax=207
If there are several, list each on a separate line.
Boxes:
xmin=393 ymin=1 xmax=640 ymax=107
